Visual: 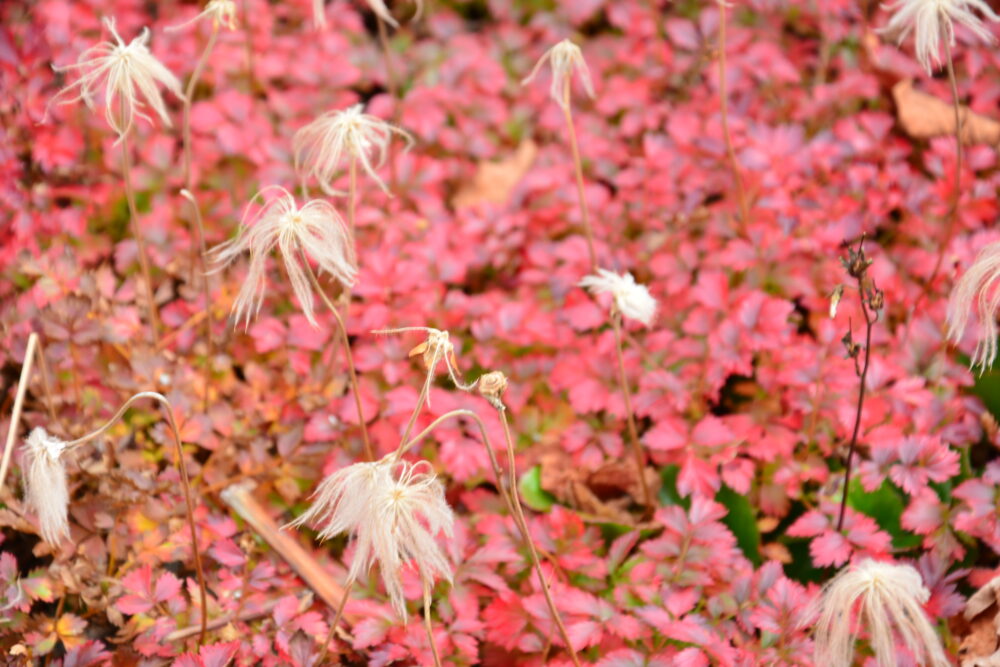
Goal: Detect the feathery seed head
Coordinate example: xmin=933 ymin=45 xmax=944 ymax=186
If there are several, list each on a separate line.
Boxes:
xmin=22 ymin=428 xmax=71 ymax=544
xmin=48 ymin=18 xmax=184 ymax=142
xmin=287 ymin=456 xmax=453 ymax=619
xmin=168 ymin=0 xmax=239 ymax=31
xmin=293 ymin=104 xmax=414 ymax=196
xmin=372 ymin=327 xmax=473 ymax=398
xmin=946 ymin=240 xmax=1000 ymax=372
xmin=879 ymin=0 xmax=999 ymax=73
xmin=579 ymin=268 xmax=658 ymax=327
xmin=522 ymin=38 xmax=595 ymax=111
xmin=812 ymin=559 xmax=950 ymax=667
xmin=210 ymin=186 xmax=357 ymax=329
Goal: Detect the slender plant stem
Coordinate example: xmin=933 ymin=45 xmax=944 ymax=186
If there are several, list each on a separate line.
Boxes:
xmin=180 ymin=190 xmax=214 ymax=413
xmin=398 ymin=371 xmax=432 ymax=455
xmin=316 ymin=577 xmax=354 ymax=665
xmin=423 ymin=577 xmax=443 ymax=667
xmin=0 ymin=333 xmax=39 ymax=491
xmin=836 ymin=286 xmax=875 ymax=532
xmin=300 ymin=251 xmax=374 ymax=461
xmin=121 ymin=130 xmax=161 ymax=344
xmin=562 ymin=84 xmax=597 ymax=271
xmin=390 ymin=407 xmax=582 ymax=666
xmin=610 ymin=312 xmax=654 ymax=510
xmin=65 ymin=392 xmax=208 ymax=644
xmin=926 ymin=40 xmax=964 ymax=291
xmin=718 ymin=1 xmax=749 ymax=232
xmin=33 ymin=337 xmax=60 ymax=431
xmin=376 ymin=15 xmax=400 ymax=190
xmin=498 ymin=409 xmax=582 ymax=667
xmin=348 ymin=157 xmax=358 ymax=241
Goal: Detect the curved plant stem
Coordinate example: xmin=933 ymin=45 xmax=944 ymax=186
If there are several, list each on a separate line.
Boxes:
xmin=300 ymin=250 xmax=374 ymax=461
xmin=316 ymin=577 xmax=354 ymax=665
xmin=423 ymin=577 xmax=443 ymax=667
xmin=392 ymin=408 xmax=582 ymax=667
xmin=561 ymin=82 xmax=597 ymax=270
xmin=0 ymin=333 xmax=39 ymax=491
xmin=348 ymin=158 xmax=358 ymax=241
xmin=836 ymin=286 xmax=875 ymax=532
xmin=33 ymin=337 xmax=61 ymax=432
xmin=926 ymin=40 xmax=964 ymax=291
xmin=65 ymin=391 xmax=208 ymax=645
xmin=610 ymin=312 xmax=654 ymax=510
xmin=182 ymin=27 xmax=219 ymax=190
xmin=121 ymin=128 xmax=161 ymax=344
xmin=718 ymin=0 xmax=749 ymax=232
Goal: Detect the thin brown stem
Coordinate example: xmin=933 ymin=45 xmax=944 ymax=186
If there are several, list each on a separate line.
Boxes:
xmin=561 ymin=85 xmax=597 ymax=271
xmin=182 ymin=28 xmax=219 ymax=189
xmin=837 ymin=282 xmax=875 ymax=532
xmin=389 ymin=407 xmax=580 ymax=665
xmin=498 ymin=410 xmax=582 ymax=667
xmin=0 ymin=333 xmax=39 ymax=491
xmin=180 ymin=190 xmax=214 ymax=413
xmin=718 ymin=1 xmax=750 ymax=232
xmin=610 ymin=312 xmax=655 ymax=510
xmin=423 ymin=577 xmax=443 ymax=667
xmin=316 ymin=577 xmax=354 ymax=665
xmin=348 ymin=157 xmax=358 ymax=241
xmin=927 ymin=40 xmax=964 ymax=291
xmin=376 ymin=16 xmax=400 ymax=190
xmin=64 ymin=392 xmax=208 ymax=644
xmin=300 ymin=251 xmax=373 ymax=461
xmin=33 ymin=337 xmax=61 ymax=432
xmin=121 ymin=129 xmax=161 ymax=344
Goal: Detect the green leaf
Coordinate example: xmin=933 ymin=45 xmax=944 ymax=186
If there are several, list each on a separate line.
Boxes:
xmin=716 ymin=484 xmax=761 ymax=566
xmin=519 ymin=466 xmax=555 ymax=512
xmin=658 ymin=465 xmax=689 ymax=509
xmin=848 ymin=479 xmax=922 ymax=550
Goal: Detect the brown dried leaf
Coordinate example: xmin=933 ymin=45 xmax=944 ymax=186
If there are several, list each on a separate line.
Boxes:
xmin=452 ymin=140 xmax=537 ymax=209
xmin=957 ymin=575 xmax=1000 ymax=667
xmin=893 ymin=80 xmax=1000 ymax=146
xmin=538 ymin=447 xmax=659 ymax=525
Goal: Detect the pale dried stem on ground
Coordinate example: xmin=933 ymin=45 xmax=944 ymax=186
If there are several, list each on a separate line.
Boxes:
xmin=300 ymin=250 xmax=373 ymax=461
xmin=561 ymin=82 xmax=597 ymax=270
xmin=610 ymin=312 xmax=655 ymax=510
xmin=393 ymin=408 xmax=583 ymax=667
xmin=220 ymin=481 xmax=349 ymax=611
xmin=121 ymin=128 xmax=161 ymax=344
xmin=719 ymin=1 xmax=750 ymax=231
xmin=0 ymin=333 xmax=39 ymax=491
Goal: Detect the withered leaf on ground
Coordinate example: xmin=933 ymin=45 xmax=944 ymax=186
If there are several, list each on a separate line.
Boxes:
xmin=537 ymin=447 xmax=660 ymax=526
xmin=451 ymin=140 xmax=537 ymax=209
xmin=957 ymin=575 xmax=1000 ymax=667
xmin=893 ymin=79 xmax=1000 ymax=146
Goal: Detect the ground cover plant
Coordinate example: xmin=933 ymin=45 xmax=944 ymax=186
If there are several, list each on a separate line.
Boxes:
xmin=4 ymin=0 xmax=1000 ymax=664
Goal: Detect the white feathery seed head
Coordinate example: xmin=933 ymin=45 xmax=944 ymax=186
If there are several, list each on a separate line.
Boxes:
xmin=522 ymin=38 xmax=595 ymax=111
xmin=286 ymin=457 xmax=453 ymax=619
xmin=293 ymin=104 xmax=415 ymax=196
xmin=210 ymin=186 xmax=357 ymax=329
xmin=579 ymin=268 xmax=658 ymax=327
xmin=812 ymin=559 xmax=950 ymax=667
xmin=946 ymin=240 xmax=1000 ymax=372
xmin=22 ymin=428 xmax=71 ymax=545
xmin=879 ymin=0 xmax=1000 ymax=73
xmin=167 ymin=0 xmax=239 ymax=31
xmin=313 ymin=0 xmax=423 ymax=29
xmin=48 ymin=17 xmax=184 ymax=142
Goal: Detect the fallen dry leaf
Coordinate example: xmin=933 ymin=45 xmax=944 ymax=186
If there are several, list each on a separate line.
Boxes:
xmin=893 ymin=79 xmax=1000 ymax=146
xmin=451 ymin=140 xmax=537 ymax=209
xmin=538 ymin=447 xmax=660 ymax=525
xmin=957 ymin=575 xmax=1000 ymax=667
